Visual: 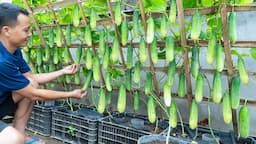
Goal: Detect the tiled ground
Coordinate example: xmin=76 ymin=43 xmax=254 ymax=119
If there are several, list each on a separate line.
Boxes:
xmin=27 ymin=130 xmax=64 ymax=144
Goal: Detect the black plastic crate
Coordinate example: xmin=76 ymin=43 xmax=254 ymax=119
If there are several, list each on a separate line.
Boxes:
xmin=26 ymin=105 xmax=53 ymax=136
xmin=161 ymin=123 xmax=236 ymax=144
xmin=51 ymin=106 xmax=102 ymax=144
xmin=98 ymin=113 xmax=168 ymax=144
xmin=138 ymin=134 xmax=193 ymax=144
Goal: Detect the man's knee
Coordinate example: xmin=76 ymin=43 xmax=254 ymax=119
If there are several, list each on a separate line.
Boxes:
xmin=0 ymin=126 xmax=24 ymax=144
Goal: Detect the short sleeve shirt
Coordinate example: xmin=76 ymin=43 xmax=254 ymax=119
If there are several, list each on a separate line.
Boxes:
xmin=0 ymin=42 xmax=30 ymax=104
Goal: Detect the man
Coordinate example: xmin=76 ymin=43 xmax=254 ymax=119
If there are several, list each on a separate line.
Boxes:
xmin=0 ymin=3 xmax=87 ymax=144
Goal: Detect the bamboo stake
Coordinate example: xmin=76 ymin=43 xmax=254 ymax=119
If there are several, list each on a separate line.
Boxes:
xmin=176 ymin=0 xmax=193 ymax=111
xmin=220 ymin=1 xmax=238 ymax=136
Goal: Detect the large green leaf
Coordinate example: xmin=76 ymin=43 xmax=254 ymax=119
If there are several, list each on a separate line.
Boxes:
xmin=142 ymin=0 xmax=167 ymax=13
xmin=183 ymin=0 xmax=198 ymax=8
xmin=250 ymin=48 xmax=256 ymax=61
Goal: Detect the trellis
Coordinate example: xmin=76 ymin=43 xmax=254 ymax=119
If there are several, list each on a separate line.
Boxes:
xmin=22 ymin=0 xmax=256 ymax=136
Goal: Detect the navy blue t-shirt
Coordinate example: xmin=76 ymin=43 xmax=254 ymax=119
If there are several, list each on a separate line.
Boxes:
xmin=0 ymin=42 xmax=31 ymax=104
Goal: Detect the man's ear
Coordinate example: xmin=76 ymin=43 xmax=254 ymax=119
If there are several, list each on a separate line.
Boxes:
xmin=1 ymin=26 xmax=11 ymax=37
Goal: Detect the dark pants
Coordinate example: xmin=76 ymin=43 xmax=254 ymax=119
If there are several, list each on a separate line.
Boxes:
xmin=0 ymin=92 xmax=17 ymax=132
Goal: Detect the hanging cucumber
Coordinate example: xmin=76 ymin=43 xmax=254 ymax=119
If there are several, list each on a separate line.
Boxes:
xmin=117 ymin=84 xmax=126 ymax=113
xmin=56 ymin=26 xmax=62 ymax=47
xmin=167 ymin=60 xmax=176 ymax=86
xmin=145 ymin=72 xmax=153 ymax=95
xmin=133 ymin=91 xmax=140 ymax=112
xmin=146 ymin=17 xmax=154 ymax=44
xmin=160 ymin=16 xmax=167 ymax=39
xmin=126 ymin=45 xmax=133 ymax=69
xmin=191 ymin=46 xmax=199 ymax=79
xmin=189 ymin=100 xmax=198 ymax=130
xmin=90 ymin=7 xmax=97 ymax=29
xmin=106 ymin=91 xmax=112 ymax=105
xmin=222 ymin=92 xmax=232 ymax=124
xmin=63 ymin=47 xmax=71 ymax=64
xmin=93 ymin=56 xmax=101 ymax=82
xmin=36 ymin=48 xmax=43 ymax=66
xmin=84 ymin=26 xmax=92 ymax=47
xmin=75 ymin=45 xmax=83 ymax=64
xmin=231 ymin=76 xmax=240 ymax=109
xmin=53 ymin=48 xmax=59 ymax=64
xmin=121 ymin=20 xmax=128 ymax=46
xmin=191 ymin=11 xmax=202 ymax=40
xmin=49 ymin=28 xmax=54 ymax=48
xmin=139 ymin=38 xmax=147 ymax=64
xmin=72 ymin=4 xmax=80 ymax=27
xmin=133 ymin=61 xmax=141 ymax=83
xmin=216 ymin=43 xmax=224 ymax=72
xmin=82 ymin=70 xmax=93 ymax=90
xmin=207 ymin=33 xmax=216 ymax=65
xmin=86 ymin=49 xmax=93 ymax=70
xmin=169 ymin=100 xmax=177 ymax=128
xmin=111 ymin=37 xmax=119 ymax=63
xmin=66 ymin=25 xmax=71 ymax=47
xmin=228 ymin=11 xmax=237 ymax=43
xmin=106 ymin=72 xmax=112 ymax=92
xmin=168 ymin=0 xmax=177 ymax=24
xmin=147 ymin=96 xmax=156 ymax=123
xmin=239 ymin=105 xmax=250 ymax=138
xmin=114 ymin=1 xmax=122 ymax=26
xmin=97 ymin=88 xmax=106 ymax=114
xmin=178 ymin=71 xmax=186 ymax=97
xmin=212 ymin=71 xmax=222 ymax=103
xmin=44 ymin=44 xmax=50 ymax=63
xmin=126 ymin=69 xmax=132 ymax=91
xmin=195 ymin=73 xmax=204 ymax=103
xmin=163 ymin=82 xmax=171 ymax=107
xmin=74 ymin=71 xmax=80 ymax=85
xmin=165 ymin=36 xmax=174 ymax=62
xmin=238 ymin=56 xmax=249 ymax=84
xmin=150 ymin=37 xmax=158 ymax=64
xmin=132 ymin=10 xmax=140 ymax=38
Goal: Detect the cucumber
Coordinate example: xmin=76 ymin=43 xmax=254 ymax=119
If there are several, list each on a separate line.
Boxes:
xmin=148 ymin=96 xmax=156 ymax=123
xmin=139 ymin=38 xmax=147 ymax=64
xmin=103 ymin=46 xmax=110 ymax=70
xmin=169 ymin=100 xmax=177 ymax=128
xmin=146 ymin=17 xmax=154 ymax=44
xmin=189 ymin=100 xmax=198 ymax=130
xmin=191 ymin=11 xmax=202 ymax=40
xmin=178 ymin=71 xmax=186 ymax=97
xmin=239 ymin=105 xmax=250 ymax=138
xmin=117 ymin=84 xmax=126 ymax=113
xmin=191 ymin=46 xmax=199 ymax=79
xmin=212 ymin=71 xmax=222 ymax=103
xmin=195 ymin=73 xmax=204 ymax=102
xmin=126 ymin=45 xmax=133 ymax=69
xmin=82 ymin=70 xmax=93 ymax=90
xmin=106 ymin=72 xmax=112 ymax=91
xmin=222 ymin=92 xmax=232 ymax=124
xmin=99 ymin=30 xmax=105 ymax=55
xmin=125 ymin=68 xmax=132 ymax=91
xmin=133 ymin=61 xmax=141 ymax=83
xmin=93 ymin=56 xmax=101 ymax=82
xmin=111 ymin=37 xmax=119 ymax=63
xmin=231 ymin=76 xmax=241 ymax=109
xmin=166 ymin=36 xmax=174 ymax=62
xmin=164 ymin=82 xmax=171 ymax=107
xmin=133 ymin=91 xmax=140 ymax=112
xmin=167 ymin=60 xmax=176 ymax=86
xmin=160 ymin=16 xmax=167 ymax=39
xmin=121 ymin=20 xmax=128 ymax=46
xmin=168 ymin=0 xmax=177 ymax=24
xmin=97 ymin=88 xmax=106 ymax=114
xmin=238 ymin=56 xmax=249 ymax=84
xmin=216 ymin=43 xmax=224 ymax=72
xmin=145 ymin=72 xmax=153 ymax=95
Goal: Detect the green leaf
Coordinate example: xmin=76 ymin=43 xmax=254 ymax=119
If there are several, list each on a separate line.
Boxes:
xmin=231 ymin=50 xmax=240 ymax=57
xmin=142 ymin=0 xmax=167 ymax=13
xmin=183 ymin=0 xmax=198 ymax=8
xmin=250 ymin=48 xmax=256 ymax=61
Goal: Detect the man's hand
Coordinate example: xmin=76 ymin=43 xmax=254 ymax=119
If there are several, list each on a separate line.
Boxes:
xmin=62 ymin=64 xmax=80 ymax=75
xmin=71 ymin=89 xmax=87 ymax=99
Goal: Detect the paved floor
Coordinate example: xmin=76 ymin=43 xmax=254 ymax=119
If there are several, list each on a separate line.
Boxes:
xmin=27 ymin=131 xmax=64 ymax=144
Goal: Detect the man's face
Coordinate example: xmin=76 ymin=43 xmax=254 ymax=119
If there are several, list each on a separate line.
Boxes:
xmin=7 ymin=13 xmax=31 ymax=47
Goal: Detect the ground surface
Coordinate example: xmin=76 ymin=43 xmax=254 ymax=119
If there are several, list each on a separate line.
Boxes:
xmin=27 ymin=130 xmax=64 ymax=144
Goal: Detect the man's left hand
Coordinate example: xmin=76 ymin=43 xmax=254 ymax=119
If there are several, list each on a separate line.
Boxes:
xmin=62 ymin=64 xmax=80 ymax=75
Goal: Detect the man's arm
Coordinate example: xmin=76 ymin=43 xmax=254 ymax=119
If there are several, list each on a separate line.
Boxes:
xmin=14 ymin=83 xmax=86 ymax=101
xmin=24 ymin=64 xmax=80 ymax=84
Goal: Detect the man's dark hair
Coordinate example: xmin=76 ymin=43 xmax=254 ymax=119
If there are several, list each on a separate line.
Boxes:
xmin=0 ymin=3 xmax=29 ymax=29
